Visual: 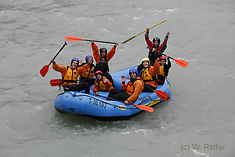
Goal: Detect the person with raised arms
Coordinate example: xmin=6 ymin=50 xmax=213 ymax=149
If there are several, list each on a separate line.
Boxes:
xmin=91 ymin=40 xmax=118 ymax=84
xmin=137 ymin=58 xmax=160 ymax=92
xmin=93 ymin=70 xmax=113 ymax=95
xmin=50 ymin=57 xmax=92 ymax=94
xmin=108 ymin=68 xmax=144 ymax=105
xmin=145 ymin=28 xmax=170 ymax=66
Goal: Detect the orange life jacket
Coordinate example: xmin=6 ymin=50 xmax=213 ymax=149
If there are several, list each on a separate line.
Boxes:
xmin=80 ymin=65 xmax=94 ymax=79
xmin=94 ymin=77 xmax=112 ymax=92
xmin=140 ymin=66 xmax=157 ymax=82
xmin=122 ymin=77 xmax=144 ymax=103
xmin=62 ymin=66 xmax=78 ymax=85
xmin=95 ymin=81 xmax=107 ymax=91
xmin=125 ymin=78 xmax=142 ymax=94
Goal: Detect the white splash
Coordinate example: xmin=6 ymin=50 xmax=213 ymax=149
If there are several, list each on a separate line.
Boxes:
xmin=43 ymin=48 xmax=49 ymax=52
xmin=165 ymin=8 xmax=178 ymax=13
xmin=77 ymin=17 xmax=86 ymax=21
xmin=121 ymin=132 xmax=130 ymax=135
xmin=107 ymin=17 xmax=114 ymax=22
xmin=35 ymin=106 xmax=43 ymax=110
xmin=102 ymin=28 xmax=109 ymax=32
xmin=133 ymin=16 xmax=144 ymax=20
xmin=127 ymin=27 xmax=137 ymax=31
xmin=70 ymin=132 xmax=79 ymax=135
xmin=149 ymin=9 xmax=162 ymax=13
xmin=135 ymin=129 xmax=148 ymax=135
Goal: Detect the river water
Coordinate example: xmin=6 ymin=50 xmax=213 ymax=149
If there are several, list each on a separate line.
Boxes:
xmin=0 ymin=0 xmax=235 ymax=156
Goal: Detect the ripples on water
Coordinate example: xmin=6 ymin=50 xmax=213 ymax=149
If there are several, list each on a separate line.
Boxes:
xmin=1 ymin=0 xmax=235 ymax=156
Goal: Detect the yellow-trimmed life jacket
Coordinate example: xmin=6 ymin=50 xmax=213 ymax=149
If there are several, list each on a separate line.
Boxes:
xmin=95 ymin=79 xmax=109 ymax=92
xmin=158 ymin=65 xmax=169 ymax=76
xmin=81 ymin=66 xmax=94 ymax=79
xmin=141 ymin=67 xmax=156 ymax=82
xmin=62 ymin=66 xmax=78 ymax=84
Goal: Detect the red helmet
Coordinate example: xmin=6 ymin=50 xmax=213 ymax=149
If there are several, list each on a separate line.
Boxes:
xmin=160 ymin=56 xmax=167 ymax=60
xmin=95 ymin=70 xmax=103 ymax=76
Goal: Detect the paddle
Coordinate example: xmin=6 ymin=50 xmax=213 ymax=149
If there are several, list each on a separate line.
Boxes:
xmin=40 ymin=42 xmax=67 ymax=77
xmin=122 ymin=19 xmax=166 ymax=44
xmin=144 ymin=85 xmax=168 ymax=101
xmin=65 ymin=36 xmax=116 ymax=44
xmin=50 ymin=79 xmax=62 ymax=86
xmin=162 ymin=54 xmax=189 ymax=68
xmin=95 ymin=94 xmax=154 ymax=112
xmin=153 ymin=90 xmax=168 ymax=101
xmin=132 ymin=104 xmax=154 ymax=112
xmin=50 ymin=78 xmax=95 ymax=87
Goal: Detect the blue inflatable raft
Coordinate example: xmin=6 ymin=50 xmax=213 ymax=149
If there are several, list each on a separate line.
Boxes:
xmin=54 ymin=66 xmax=171 ymax=120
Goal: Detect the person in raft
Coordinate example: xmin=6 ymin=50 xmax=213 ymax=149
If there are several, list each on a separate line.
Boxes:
xmin=145 ymin=28 xmax=170 ymax=66
xmin=137 ymin=58 xmax=160 ymax=92
xmin=50 ymin=58 xmax=92 ymax=94
xmin=107 ymin=68 xmax=144 ymax=105
xmin=93 ymin=70 xmax=113 ymax=95
xmin=79 ymin=55 xmax=95 ymax=86
xmin=91 ymin=40 xmax=118 ymax=84
xmin=157 ymin=55 xmax=171 ymax=85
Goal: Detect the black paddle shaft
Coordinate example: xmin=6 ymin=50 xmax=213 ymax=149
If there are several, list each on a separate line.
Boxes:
xmin=162 ymin=54 xmax=173 ymax=60
xmin=96 ymin=93 xmax=145 ymax=105
xmin=95 ymin=94 xmax=125 ymax=103
xmin=84 ymin=39 xmax=116 ymax=44
xmin=48 ymin=42 xmax=67 ymax=65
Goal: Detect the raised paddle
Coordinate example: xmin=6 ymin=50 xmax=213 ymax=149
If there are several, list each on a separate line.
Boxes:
xmin=162 ymin=54 xmax=189 ymax=68
xmin=122 ymin=19 xmax=167 ymax=44
xmin=65 ymin=36 xmax=116 ymax=44
xmin=144 ymin=85 xmax=168 ymax=101
xmin=95 ymin=94 xmax=154 ymax=112
xmin=40 ymin=42 xmax=67 ymax=77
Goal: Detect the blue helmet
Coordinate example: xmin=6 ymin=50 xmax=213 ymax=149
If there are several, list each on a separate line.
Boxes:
xmin=71 ymin=58 xmax=79 ymax=65
xmin=129 ymin=68 xmax=139 ymax=76
xmin=85 ymin=55 xmax=93 ymax=61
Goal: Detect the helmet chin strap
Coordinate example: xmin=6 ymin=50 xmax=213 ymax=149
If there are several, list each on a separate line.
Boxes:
xmin=101 ymin=53 xmax=107 ymax=58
